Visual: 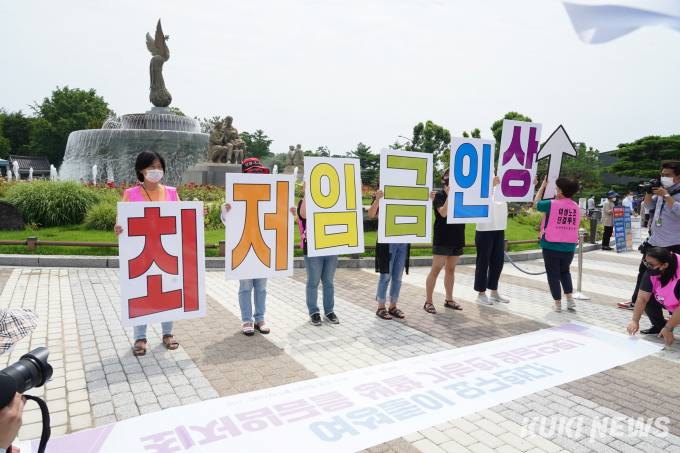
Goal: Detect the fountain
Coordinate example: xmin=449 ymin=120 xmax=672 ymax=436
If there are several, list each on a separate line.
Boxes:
xmin=28 ymin=167 xmax=33 ymax=181
xmin=50 ymin=165 xmax=58 ymax=181
xmin=59 ymin=19 xmax=209 ymax=186
xmin=12 ymin=160 xmax=19 ymax=181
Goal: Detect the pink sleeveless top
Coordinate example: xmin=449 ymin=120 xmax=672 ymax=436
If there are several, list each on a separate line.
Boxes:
xmin=651 ymin=253 xmax=680 ymax=312
xmin=123 ymin=185 xmax=179 ymax=202
xmin=540 ymin=198 xmax=580 ymax=244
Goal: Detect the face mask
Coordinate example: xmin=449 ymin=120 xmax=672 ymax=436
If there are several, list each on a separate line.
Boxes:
xmin=145 ymin=169 xmax=164 ymax=183
xmin=442 ymin=178 xmax=449 ymax=186
xmin=647 ymin=268 xmax=662 ymax=276
xmin=661 ymin=177 xmax=674 ymax=188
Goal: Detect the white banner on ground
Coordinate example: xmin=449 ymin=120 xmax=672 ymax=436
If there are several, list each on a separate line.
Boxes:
xmin=304 ymin=157 xmax=364 ymax=257
xmin=27 ymin=322 xmax=661 ymax=453
xmin=378 ymin=149 xmax=433 ymax=244
xmin=117 ymin=202 xmax=206 ymax=327
xmin=497 ymin=120 xmax=542 ymax=202
xmin=447 ymin=137 xmax=494 ymax=224
xmin=224 ymin=173 xmax=295 ymax=280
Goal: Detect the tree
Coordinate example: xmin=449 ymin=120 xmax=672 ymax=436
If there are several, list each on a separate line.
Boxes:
xmin=609 ymin=135 xmax=680 ymax=180
xmin=406 ymin=120 xmax=451 ymax=174
xmin=168 ymin=107 xmax=185 ymax=116
xmin=536 ymin=141 xmax=602 ymax=195
xmin=0 ymin=111 xmax=34 ymax=155
xmin=240 ymin=129 xmax=273 ymax=160
xmin=346 ymin=142 xmax=379 ymax=187
xmin=197 ymin=115 xmax=221 ymax=134
xmin=462 ymin=128 xmax=481 ymax=139
xmin=490 ymin=111 xmax=533 ymax=155
xmin=30 ymin=86 xmax=112 ymax=166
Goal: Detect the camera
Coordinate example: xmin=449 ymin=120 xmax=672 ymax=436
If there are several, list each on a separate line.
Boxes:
xmin=0 ymin=347 xmax=53 ymax=408
xmin=639 ymin=179 xmax=661 ymax=194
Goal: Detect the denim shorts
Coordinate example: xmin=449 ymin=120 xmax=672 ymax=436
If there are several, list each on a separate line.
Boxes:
xmin=432 ymin=245 xmax=463 ymax=256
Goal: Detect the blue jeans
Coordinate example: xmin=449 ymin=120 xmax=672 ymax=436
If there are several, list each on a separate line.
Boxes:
xmin=376 ymin=243 xmax=408 ymax=305
xmin=304 ymin=255 xmax=338 ymax=316
xmin=133 ymin=322 xmax=173 ymax=341
xmin=239 ymin=278 xmax=267 ymax=323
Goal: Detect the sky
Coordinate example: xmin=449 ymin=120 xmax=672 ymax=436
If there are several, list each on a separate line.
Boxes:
xmin=1 ymin=0 xmax=679 ymax=155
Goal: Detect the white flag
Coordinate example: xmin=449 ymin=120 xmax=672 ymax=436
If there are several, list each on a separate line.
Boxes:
xmin=563 ymin=0 xmax=680 ymax=43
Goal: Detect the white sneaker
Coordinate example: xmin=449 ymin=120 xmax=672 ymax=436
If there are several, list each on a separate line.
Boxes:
xmin=476 ymin=294 xmax=493 ymax=305
xmin=566 ymin=299 xmax=576 ymax=312
xmin=489 ymin=293 xmax=510 ymax=304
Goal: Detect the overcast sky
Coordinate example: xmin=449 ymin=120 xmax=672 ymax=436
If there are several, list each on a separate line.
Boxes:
xmin=1 ymin=0 xmax=679 ymax=155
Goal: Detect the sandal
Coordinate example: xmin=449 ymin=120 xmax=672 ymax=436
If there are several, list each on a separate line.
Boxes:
xmin=133 ymin=339 xmax=147 ymax=357
xmin=444 ymin=300 xmax=463 ymax=310
xmin=376 ymin=307 xmax=393 ymax=320
xmin=255 ymin=321 xmax=270 ymax=334
xmin=242 ymin=322 xmax=255 ymax=336
xmin=388 ymin=306 xmax=405 ymax=319
xmin=162 ymin=334 xmax=179 ymax=350
xmin=423 ymin=302 xmax=437 ymax=314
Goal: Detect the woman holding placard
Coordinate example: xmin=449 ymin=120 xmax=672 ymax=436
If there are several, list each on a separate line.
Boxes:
xmin=474 ymin=176 xmax=511 ymax=305
xmin=368 ymin=190 xmax=410 ymax=320
xmin=114 ymin=150 xmax=180 ymax=357
xmin=424 ymin=170 xmax=465 ymax=314
xmin=297 ymin=185 xmax=341 ymax=326
xmin=533 ymin=177 xmax=581 ymax=313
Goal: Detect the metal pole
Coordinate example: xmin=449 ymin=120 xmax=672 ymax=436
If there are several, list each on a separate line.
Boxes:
xmin=573 ymin=227 xmax=590 ymax=300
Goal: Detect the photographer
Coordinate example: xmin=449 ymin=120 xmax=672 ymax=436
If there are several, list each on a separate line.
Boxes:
xmin=620 ymin=161 xmax=680 ymax=318
xmin=0 ymin=308 xmax=38 ymax=453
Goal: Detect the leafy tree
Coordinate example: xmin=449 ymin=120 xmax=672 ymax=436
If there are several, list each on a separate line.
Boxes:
xmin=407 ymin=121 xmax=451 ymax=172
xmin=168 ymin=107 xmax=185 ymax=116
xmin=240 ymin=129 xmax=273 ymax=160
xmin=0 ymin=110 xmax=33 ymax=155
xmin=196 ymin=115 xmax=222 ymax=134
xmin=346 ymin=142 xmax=378 ymax=187
xmin=490 ymin=112 xmax=533 ymax=163
xmin=462 ymin=128 xmax=481 ymax=139
xmin=30 ymin=86 xmax=112 ymax=166
xmin=536 ymin=141 xmax=602 ymax=195
xmin=0 ymin=135 xmax=10 ymax=159
xmin=609 ymin=135 xmax=680 ymax=180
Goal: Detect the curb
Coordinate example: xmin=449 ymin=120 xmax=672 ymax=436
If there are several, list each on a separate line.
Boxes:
xmin=0 ymin=244 xmax=602 ymax=269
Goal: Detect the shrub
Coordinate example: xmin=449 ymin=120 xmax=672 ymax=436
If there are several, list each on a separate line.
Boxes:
xmin=514 ymin=210 xmax=544 ymax=232
xmin=178 ymin=184 xmax=224 ymax=202
xmin=6 ymin=181 xmax=98 ymax=226
xmin=204 ymin=202 xmax=223 ymax=231
xmin=84 ymin=202 xmax=117 ymax=231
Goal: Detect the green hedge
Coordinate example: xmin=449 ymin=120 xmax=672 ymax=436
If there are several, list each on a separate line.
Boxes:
xmin=6 ymin=181 xmax=98 ymax=227
xmin=84 ymin=202 xmax=117 ymax=231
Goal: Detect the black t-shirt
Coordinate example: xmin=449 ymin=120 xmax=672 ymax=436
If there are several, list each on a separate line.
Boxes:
xmin=640 ymin=270 xmax=680 ymax=300
xmin=432 ymin=190 xmax=465 ymax=248
xmin=297 ymin=199 xmax=308 ymax=256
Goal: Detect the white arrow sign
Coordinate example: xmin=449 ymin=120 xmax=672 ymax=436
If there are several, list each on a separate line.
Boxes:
xmin=537 ymin=125 xmax=577 ymax=199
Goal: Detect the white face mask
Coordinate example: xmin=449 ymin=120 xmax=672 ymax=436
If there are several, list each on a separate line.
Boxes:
xmin=661 ymin=176 xmax=675 ymax=188
xmin=145 ymin=169 xmax=164 ymax=183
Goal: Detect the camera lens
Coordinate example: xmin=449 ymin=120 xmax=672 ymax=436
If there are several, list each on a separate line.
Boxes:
xmin=0 ymin=347 xmax=53 ymax=408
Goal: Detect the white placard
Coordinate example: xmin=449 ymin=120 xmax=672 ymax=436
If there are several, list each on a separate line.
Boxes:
xmin=497 ymin=120 xmax=543 ymax=202
xmin=118 ymin=201 xmax=206 ymax=327
xmin=447 ymin=137 xmax=495 ymax=224
xmin=304 ymin=157 xmax=364 ymax=257
xmin=378 ymin=149 xmax=433 ymax=244
xmin=30 ymin=322 xmax=661 ymax=453
xmin=224 ymin=174 xmax=295 ymax=280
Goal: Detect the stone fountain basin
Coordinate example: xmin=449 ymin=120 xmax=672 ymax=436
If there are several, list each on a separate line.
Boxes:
xmin=60 ymin=128 xmax=209 ymax=186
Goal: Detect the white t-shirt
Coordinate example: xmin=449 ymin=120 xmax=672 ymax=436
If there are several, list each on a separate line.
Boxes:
xmin=476 ymin=191 xmax=508 ymax=232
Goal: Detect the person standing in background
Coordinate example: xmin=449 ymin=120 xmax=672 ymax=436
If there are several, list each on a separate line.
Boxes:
xmin=474 ymin=176 xmax=510 ymax=305
xmin=601 ymin=190 xmax=618 ymax=251
xmin=534 ymin=177 xmax=581 ymax=313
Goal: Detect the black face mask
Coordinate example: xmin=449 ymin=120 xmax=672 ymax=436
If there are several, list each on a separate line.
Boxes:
xmin=647 ymin=268 xmax=663 ymax=276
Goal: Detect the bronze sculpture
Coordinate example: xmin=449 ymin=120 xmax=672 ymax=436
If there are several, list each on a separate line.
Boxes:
xmin=208 ymin=116 xmax=247 ymax=164
xmin=146 ymin=19 xmax=172 ymax=107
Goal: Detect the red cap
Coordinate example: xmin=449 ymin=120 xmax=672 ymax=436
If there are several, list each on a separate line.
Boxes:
xmin=241 ymin=157 xmax=270 ymax=174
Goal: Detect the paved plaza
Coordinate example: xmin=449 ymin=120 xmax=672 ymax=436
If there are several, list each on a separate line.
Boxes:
xmin=2 ymin=250 xmax=679 ymax=452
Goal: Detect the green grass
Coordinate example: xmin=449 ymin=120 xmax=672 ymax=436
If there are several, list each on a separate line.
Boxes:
xmin=0 ymin=219 xmax=541 ymax=256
